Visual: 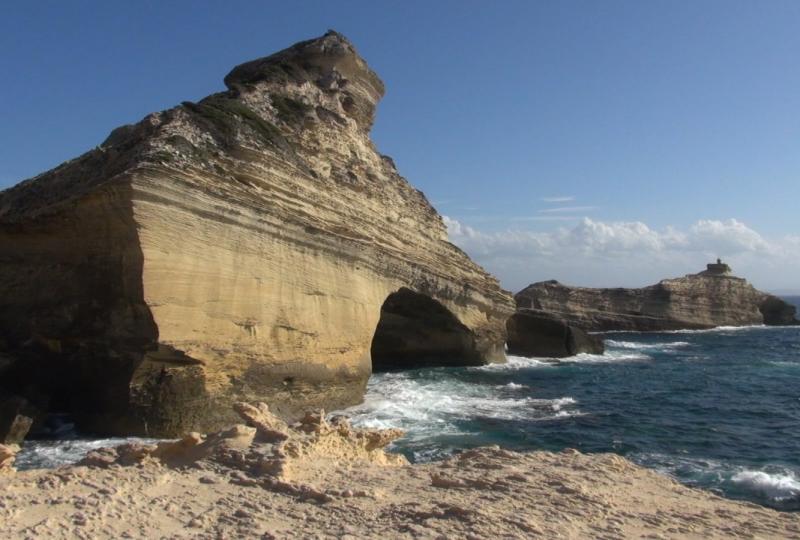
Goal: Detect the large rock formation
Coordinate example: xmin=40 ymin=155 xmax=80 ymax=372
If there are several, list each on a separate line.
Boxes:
xmin=0 ymin=31 xmax=514 ymax=437
xmin=516 ymin=262 xmax=799 ymax=332
xmin=506 ymin=310 xmax=604 ymax=358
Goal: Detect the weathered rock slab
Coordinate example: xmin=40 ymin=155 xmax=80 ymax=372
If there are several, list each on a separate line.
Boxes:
xmin=0 ymin=396 xmax=34 ymax=445
xmin=506 ymin=309 xmax=604 ymax=358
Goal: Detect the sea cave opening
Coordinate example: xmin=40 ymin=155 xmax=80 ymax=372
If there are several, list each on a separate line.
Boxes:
xmin=370 ymin=288 xmax=479 ymax=372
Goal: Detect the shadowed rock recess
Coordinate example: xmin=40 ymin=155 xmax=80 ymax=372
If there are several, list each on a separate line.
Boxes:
xmin=0 ymin=31 xmax=514 ymax=437
xmin=506 ymin=310 xmax=604 ymax=358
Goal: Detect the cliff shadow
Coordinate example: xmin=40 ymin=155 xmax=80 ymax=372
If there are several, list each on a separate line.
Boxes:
xmin=370 ymin=288 xmax=480 ymax=371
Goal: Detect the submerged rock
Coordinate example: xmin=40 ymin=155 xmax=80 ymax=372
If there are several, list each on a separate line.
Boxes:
xmin=506 ymin=310 xmax=604 ymax=358
xmin=0 ymin=32 xmax=514 ymax=436
xmin=515 ymin=262 xmax=799 ymax=332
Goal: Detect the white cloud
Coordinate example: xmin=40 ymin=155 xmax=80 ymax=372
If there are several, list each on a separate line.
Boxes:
xmin=444 ymin=216 xmax=799 ymax=291
xmin=441 ymin=215 xmax=476 ymax=239
xmin=687 ymin=219 xmax=770 ymax=253
xmin=541 ymin=196 xmax=575 ymax=203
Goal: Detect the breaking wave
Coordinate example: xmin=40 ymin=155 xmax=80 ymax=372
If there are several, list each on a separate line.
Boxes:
xmin=476 ymin=355 xmax=554 ymax=371
xmin=558 ymin=351 xmax=651 ymax=363
xmin=634 ymin=452 xmax=800 ymax=510
xmin=601 ymin=324 xmax=772 ymax=335
xmin=606 ymin=340 xmax=691 ymax=350
xmin=345 ymin=369 xmax=581 ymax=461
xmin=16 ymin=437 xmax=162 ymax=470
xmin=731 ymin=470 xmax=800 ymax=503
xmin=480 ymin=350 xmax=652 ymax=368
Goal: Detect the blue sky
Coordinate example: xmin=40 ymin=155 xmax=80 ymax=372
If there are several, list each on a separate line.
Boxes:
xmin=2 ymin=1 xmax=799 ymax=291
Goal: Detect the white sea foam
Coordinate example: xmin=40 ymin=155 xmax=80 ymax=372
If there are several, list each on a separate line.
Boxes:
xmin=605 ymin=340 xmax=691 ymax=350
xmin=558 ymin=351 xmax=651 ymax=363
xmin=600 ymin=325 xmax=770 ymax=335
xmin=547 ymin=397 xmax=577 ymax=410
xmin=633 ymin=452 xmax=800 ymax=504
xmin=483 ymin=350 xmax=650 ymax=368
xmin=15 ymin=437 xmax=163 ymax=470
xmin=664 ymin=325 xmax=768 ymax=334
xmin=768 ymin=360 xmax=800 ymax=368
xmin=476 ymin=355 xmax=554 ymax=371
xmin=498 ymin=382 xmax=527 ymax=389
xmin=345 ymin=371 xmax=579 ymax=443
xmin=731 ymin=470 xmax=800 ymax=501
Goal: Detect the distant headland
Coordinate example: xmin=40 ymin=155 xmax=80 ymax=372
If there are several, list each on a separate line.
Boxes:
xmin=512 ymin=260 xmax=799 ymax=334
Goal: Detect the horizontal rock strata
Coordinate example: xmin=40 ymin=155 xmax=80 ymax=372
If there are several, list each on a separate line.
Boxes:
xmin=516 ymin=266 xmax=799 ymax=332
xmin=0 ymin=31 xmax=514 ymax=436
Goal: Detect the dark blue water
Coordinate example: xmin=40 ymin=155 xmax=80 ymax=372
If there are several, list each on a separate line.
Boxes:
xmin=347 ymin=323 xmax=800 ymax=511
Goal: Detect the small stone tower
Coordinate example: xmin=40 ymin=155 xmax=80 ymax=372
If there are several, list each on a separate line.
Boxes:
xmin=704 ymin=258 xmax=732 ymax=275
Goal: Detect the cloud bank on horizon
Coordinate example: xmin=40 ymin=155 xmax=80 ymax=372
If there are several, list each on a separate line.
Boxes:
xmin=443 ymin=215 xmax=800 ymax=293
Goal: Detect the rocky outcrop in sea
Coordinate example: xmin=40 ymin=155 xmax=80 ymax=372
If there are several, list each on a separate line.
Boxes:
xmin=0 ymin=31 xmax=514 ymax=437
xmin=506 ymin=309 xmax=604 ymax=358
xmin=515 ymin=261 xmax=799 ymax=332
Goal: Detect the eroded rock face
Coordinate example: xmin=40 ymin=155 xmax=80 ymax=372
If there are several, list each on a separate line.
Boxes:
xmin=0 ymin=31 xmax=514 ymax=436
xmin=79 ymin=401 xmax=407 ymax=495
xmin=516 ymin=268 xmax=799 ymax=332
xmin=506 ymin=310 xmax=604 ymax=358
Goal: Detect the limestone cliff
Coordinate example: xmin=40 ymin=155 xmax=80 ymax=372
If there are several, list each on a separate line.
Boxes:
xmin=0 ymin=31 xmax=514 ymax=437
xmin=516 ymin=263 xmax=798 ymax=332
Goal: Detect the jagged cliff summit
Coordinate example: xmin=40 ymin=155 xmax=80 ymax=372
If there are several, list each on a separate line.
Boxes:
xmin=0 ymin=31 xmax=515 ymax=437
xmin=515 ymin=260 xmax=799 ymax=333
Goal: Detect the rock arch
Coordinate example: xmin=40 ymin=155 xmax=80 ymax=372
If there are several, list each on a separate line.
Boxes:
xmin=370 ymin=288 xmax=482 ymax=371
xmin=0 ymin=31 xmax=515 ymax=437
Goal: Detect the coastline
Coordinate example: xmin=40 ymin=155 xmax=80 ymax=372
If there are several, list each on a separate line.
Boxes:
xmin=0 ymin=11 xmax=798 ymax=540
xmin=10 ymin=325 xmax=800 ymax=516
xmin=2 ymin=442 xmax=799 ymax=539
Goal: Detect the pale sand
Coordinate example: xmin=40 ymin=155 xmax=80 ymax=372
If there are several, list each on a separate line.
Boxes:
xmin=1 ymin=406 xmax=798 ymax=539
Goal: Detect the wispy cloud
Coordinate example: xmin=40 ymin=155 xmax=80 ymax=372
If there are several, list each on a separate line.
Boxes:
xmin=541 ymin=196 xmax=575 ymax=203
xmin=538 ymin=206 xmax=597 ymax=214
